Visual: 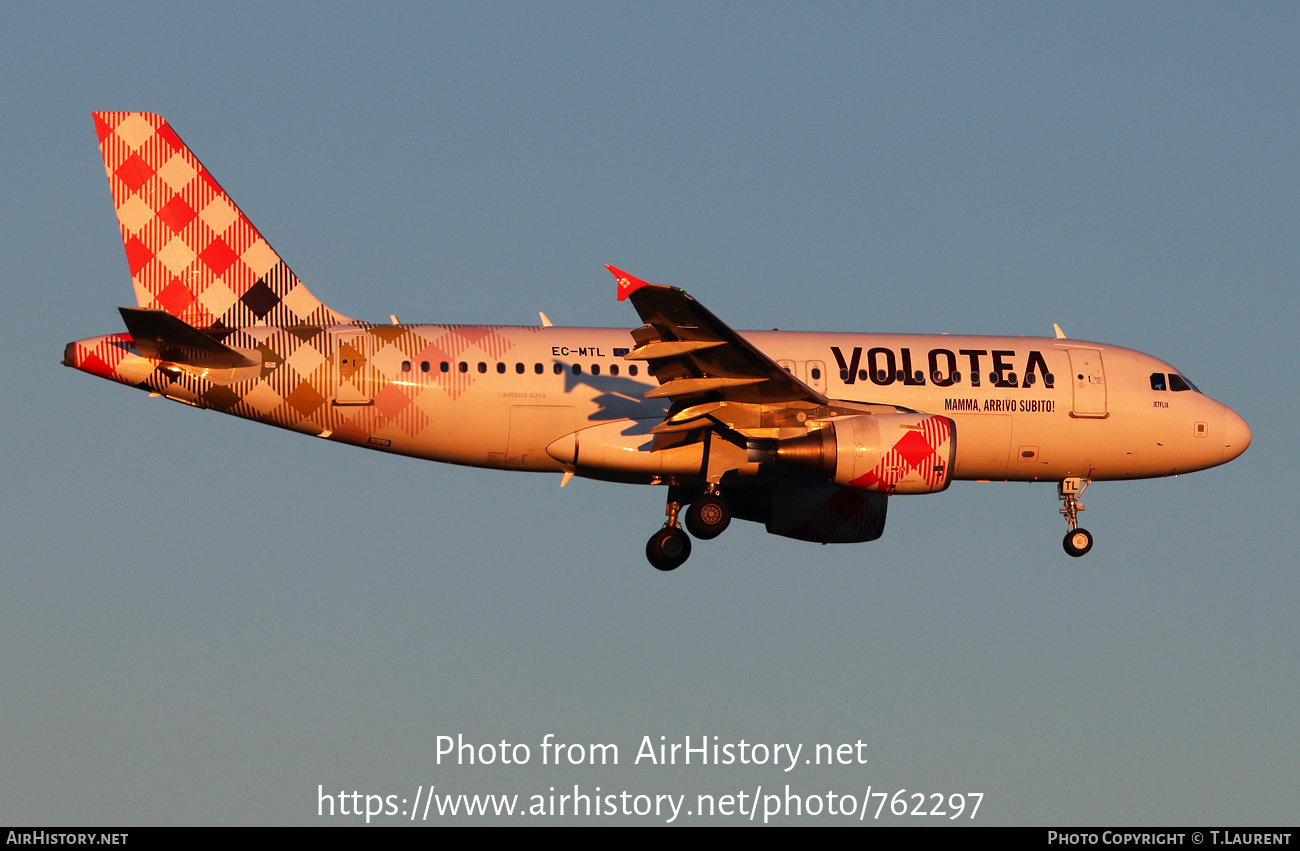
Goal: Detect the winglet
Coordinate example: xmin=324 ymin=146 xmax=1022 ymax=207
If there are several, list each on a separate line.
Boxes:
xmin=607 ymin=265 xmax=652 ymax=301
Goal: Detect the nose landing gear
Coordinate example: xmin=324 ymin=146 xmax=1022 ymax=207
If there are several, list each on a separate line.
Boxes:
xmin=1058 ymin=477 xmax=1093 ymax=557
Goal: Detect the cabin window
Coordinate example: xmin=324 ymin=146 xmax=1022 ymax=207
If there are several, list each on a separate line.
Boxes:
xmin=572 ymin=364 xmax=582 ymax=375
xmin=610 ymin=364 xmax=619 ymax=376
xmin=858 ymin=369 xmax=868 ymax=381
xmin=515 ymin=363 xmax=524 ymax=374
xmin=401 ymin=361 xmax=411 ymax=373
xmin=591 ymin=364 xmax=601 ymax=376
xmin=1150 ymin=373 xmax=1167 ymax=391
xmin=840 ymin=369 xmax=849 ymax=381
xmin=478 ymin=362 xmax=487 ymax=374
xmin=553 ymin=363 xmax=564 ymax=375
xmin=458 ymin=361 xmax=468 ymax=373
xmin=440 ymin=361 xmax=449 ymax=373
xmin=535 ymin=363 xmax=544 ymax=374
xmin=420 ymin=361 xmax=430 ymax=373
xmin=628 ymin=365 xmax=638 ymax=376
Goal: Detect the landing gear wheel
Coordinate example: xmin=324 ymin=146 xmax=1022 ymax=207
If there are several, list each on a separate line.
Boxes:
xmin=646 ymin=527 xmax=692 ymax=571
xmin=1057 ymin=478 xmax=1093 ymax=558
xmin=685 ymin=496 xmax=731 ymax=540
xmin=1063 ymin=527 xmax=1094 ymax=557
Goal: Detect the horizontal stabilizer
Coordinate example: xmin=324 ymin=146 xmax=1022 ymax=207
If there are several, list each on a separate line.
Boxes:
xmin=118 ymin=307 xmax=257 ymax=368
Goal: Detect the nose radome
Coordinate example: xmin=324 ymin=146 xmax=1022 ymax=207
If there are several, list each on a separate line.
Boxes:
xmin=1223 ymin=408 xmax=1252 ymax=462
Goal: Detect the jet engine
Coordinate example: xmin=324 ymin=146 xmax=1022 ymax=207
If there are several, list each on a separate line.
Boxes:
xmin=772 ymin=413 xmax=955 ymax=494
xmin=748 ymin=484 xmax=889 ymax=544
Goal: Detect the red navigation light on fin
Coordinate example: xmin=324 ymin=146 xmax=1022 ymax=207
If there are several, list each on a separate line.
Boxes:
xmin=607 ymin=265 xmax=652 ymax=301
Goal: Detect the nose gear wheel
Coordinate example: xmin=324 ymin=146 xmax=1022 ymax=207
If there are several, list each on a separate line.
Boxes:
xmin=1058 ymin=478 xmax=1093 ymax=558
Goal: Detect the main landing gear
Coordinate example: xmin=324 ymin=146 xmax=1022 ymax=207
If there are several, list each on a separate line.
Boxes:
xmin=645 ymin=487 xmax=732 ymax=571
xmin=1058 ymin=477 xmax=1094 ymax=557
xmin=646 ymin=526 xmax=691 ymax=572
xmin=685 ymin=494 xmax=731 ymax=540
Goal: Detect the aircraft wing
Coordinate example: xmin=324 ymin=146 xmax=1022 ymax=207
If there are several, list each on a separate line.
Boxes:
xmin=609 ymin=266 xmax=830 ymax=417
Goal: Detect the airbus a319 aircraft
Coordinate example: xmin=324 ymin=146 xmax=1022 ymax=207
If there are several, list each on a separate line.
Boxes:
xmin=65 ymin=113 xmax=1252 ymax=570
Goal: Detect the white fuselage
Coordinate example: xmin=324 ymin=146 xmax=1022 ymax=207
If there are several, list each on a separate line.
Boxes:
xmin=271 ymin=324 xmax=1246 ymax=485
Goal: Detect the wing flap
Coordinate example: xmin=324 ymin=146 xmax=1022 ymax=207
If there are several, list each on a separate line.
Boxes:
xmin=625 ymin=339 xmax=727 ymax=360
xmin=645 ymin=376 xmax=769 ymax=399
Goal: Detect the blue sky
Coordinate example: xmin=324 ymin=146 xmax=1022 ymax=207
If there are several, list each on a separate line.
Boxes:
xmin=2 ymin=2 xmax=1295 ymax=824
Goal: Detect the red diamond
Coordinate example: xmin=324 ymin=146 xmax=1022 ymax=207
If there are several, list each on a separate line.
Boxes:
xmin=456 ymin=327 xmax=493 ymax=346
xmin=200 ymin=238 xmax=240 ymax=276
xmin=892 ymin=430 xmax=934 ymax=468
xmin=156 ymin=123 xmax=184 ymax=155
xmin=93 ymin=113 xmax=114 ymax=144
xmin=114 ymin=153 xmax=154 ymax=194
xmin=78 ymin=351 xmax=115 ymax=380
xmin=158 ymin=195 xmax=197 ymax=233
xmin=123 ymin=235 xmax=154 ymax=276
xmin=284 ymin=381 xmax=327 ymax=418
xmin=374 ymin=383 xmax=412 ymax=419
xmin=156 ymin=279 xmax=197 ymax=316
xmin=201 ymin=385 xmax=241 ymax=412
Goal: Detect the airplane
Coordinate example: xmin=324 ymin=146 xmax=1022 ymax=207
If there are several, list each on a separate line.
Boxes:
xmin=64 ymin=112 xmax=1252 ymax=570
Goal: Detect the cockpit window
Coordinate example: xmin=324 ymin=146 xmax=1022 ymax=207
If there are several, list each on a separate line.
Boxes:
xmin=1150 ymin=373 xmax=1167 ymax=391
xmin=1168 ymin=373 xmax=1195 ymax=392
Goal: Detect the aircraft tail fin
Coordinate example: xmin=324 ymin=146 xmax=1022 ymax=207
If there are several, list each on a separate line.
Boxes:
xmin=93 ymin=112 xmax=353 ymax=328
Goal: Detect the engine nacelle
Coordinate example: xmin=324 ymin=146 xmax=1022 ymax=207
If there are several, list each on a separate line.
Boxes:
xmin=774 ymin=413 xmax=955 ymax=494
xmin=742 ymin=484 xmax=888 ymax=544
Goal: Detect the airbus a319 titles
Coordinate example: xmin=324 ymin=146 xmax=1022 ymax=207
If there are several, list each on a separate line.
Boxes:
xmin=66 ymin=113 xmax=1252 ymax=570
